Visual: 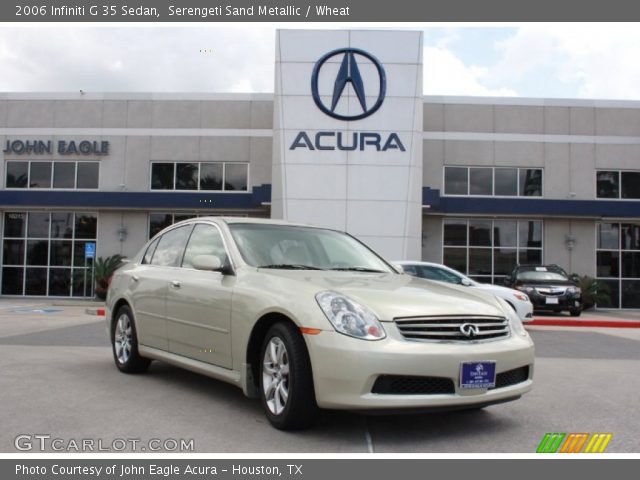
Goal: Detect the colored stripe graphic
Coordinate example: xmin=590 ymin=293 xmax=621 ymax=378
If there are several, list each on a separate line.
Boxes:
xmin=584 ymin=433 xmax=613 ymax=453
xmin=537 ymin=433 xmax=613 ymax=453
xmin=536 ymin=433 xmax=565 ymax=453
xmin=560 ymin=433 xmax=589 ymax=453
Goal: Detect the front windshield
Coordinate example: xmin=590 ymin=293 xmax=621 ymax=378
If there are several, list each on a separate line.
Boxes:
xmin=517 ymin=270 xmax=568 ymax=282
xmin=228 ymin=223 xmax=394 ymax=272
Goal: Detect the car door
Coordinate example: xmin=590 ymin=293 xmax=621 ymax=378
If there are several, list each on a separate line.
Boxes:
xmin=165 ymin=223 xmax=234 ymax=368
xmin=130 ymin=225 xmax=192 ymax=351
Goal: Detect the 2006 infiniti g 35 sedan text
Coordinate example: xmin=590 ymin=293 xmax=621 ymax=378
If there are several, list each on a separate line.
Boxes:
xmin=106 ymin=217 xmax=534 ymax=430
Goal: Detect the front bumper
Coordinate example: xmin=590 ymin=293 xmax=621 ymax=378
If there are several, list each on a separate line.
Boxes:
xmin=515 ymin=300 xmax=534 ymax=323
xmin=305 ymin=324 xmax=534 ymax=410
xmin=529 ymin=293 xmax=581 ymax=311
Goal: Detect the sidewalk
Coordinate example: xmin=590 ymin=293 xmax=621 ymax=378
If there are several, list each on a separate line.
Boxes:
xmin=529 ymin=309 xmax=640 ymax=328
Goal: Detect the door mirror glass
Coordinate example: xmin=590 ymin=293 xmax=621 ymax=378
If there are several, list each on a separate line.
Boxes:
xmin=192 ymin=254 xmax=222 ymax=272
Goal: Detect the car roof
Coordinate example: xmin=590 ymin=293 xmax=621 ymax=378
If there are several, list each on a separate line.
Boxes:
xmin=172 ymin=216 xmax=316 ymax=228
xmin=394 ymin=261 xmax=441 ymax=267
xmin=515 ymin=264 xmax=565 ymax=271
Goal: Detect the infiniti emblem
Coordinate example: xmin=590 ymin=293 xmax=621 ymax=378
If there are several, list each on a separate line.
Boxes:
xmin=460 ymin=323 xmax=480 ymax=338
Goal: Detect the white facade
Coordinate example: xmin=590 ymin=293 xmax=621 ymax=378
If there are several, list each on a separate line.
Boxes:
xmin=271 ymin=30 xmax=424 ymax=260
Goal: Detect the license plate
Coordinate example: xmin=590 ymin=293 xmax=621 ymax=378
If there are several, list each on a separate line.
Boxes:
xmin=545 ymin=297 xmax=559 ymax=304
xmin=460 ymin=361 xmax=496 ymax=389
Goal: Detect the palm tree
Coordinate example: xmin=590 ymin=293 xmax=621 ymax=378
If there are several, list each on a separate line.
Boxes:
xmin=93 ymin=255 xmax=125 ymax=300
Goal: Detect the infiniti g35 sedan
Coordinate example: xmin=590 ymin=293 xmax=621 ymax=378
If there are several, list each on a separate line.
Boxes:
xmin=106 ymin=218 xmax=534 ymax=430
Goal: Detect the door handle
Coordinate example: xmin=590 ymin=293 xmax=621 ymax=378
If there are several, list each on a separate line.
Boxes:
xmin=170 ymin=280 xmax=181 ymax=288
xmin=131 ymin=275 xmax=139 ymax=282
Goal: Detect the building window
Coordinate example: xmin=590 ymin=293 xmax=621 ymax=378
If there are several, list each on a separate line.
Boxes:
xmin=444 ymin=166 xmax=543 ymax=197
xmin=1 ymin=211 xmax=98 ymax=297
xmin=596 ymin=222 xmax=640 ymax=308
xmin=597 ymin=171 xmax=640 ymax=199
xmin=443 ymin=218 xmax=543 ymax=284
xmin=150 ymin=162 xmax=249 ymax=191
xmin=5 ymin=161 xmax=100 ymax=190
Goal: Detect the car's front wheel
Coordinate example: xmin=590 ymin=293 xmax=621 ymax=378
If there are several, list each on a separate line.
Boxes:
xmin=569 ymin=308 xmax=582 ymax=317
xmin=111 ymin=305 xmax=151 ymax=373
xmin=259 ymin=322 xmax=318 ymax=430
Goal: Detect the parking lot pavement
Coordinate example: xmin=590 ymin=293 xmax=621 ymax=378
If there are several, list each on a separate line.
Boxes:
xmin=0 ymin=303 xmax=639 ymax=453
xmin=0 ymin=300 xmax=100 ymax=339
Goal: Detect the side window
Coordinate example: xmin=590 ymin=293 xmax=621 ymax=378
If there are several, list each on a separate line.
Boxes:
xmin=433 ymin=267 xmax=463 ymax=284
xmin=150 ymin=225 xmax=191 ymax=267
xmin=182 ymin=224 xmax=228 ymax=269
xmin=142 ymin=237 xmax=160 ymax=265
xmin=418 ymin=266 xmax=448 ymax=281
xmin=401 ymin=264 xmax=418 ymax=276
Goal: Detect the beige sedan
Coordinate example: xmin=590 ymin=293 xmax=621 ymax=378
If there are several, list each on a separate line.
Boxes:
xmin=106 ymin=218 xmax=534 ymax=430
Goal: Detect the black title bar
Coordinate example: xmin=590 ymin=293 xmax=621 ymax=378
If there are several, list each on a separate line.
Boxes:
xmin=4 ymin=0 xmax=640 ymax=22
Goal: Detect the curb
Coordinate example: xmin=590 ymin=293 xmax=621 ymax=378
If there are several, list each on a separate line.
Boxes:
xmin=527 ymin=318 xmax=640 ymax=328
xmin=85 ymin=307 xmax=106 ymax=316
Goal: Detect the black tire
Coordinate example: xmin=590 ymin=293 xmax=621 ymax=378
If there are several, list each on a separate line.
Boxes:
xmin=111 ymin=305 xmax=151 ymax=373
xmin=259 ymin=322 xmax=318 ymax=430
xmin=569 ymin=308 xmax=582 ymax=317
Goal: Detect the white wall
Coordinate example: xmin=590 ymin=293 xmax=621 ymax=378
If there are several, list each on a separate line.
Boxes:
xmin=271 ymin=29 xmax=424 ymax=260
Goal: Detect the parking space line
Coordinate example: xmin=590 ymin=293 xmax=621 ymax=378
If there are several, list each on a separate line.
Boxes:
xmin=364 ymin=417 xmax=374 ymax=453
xmin=0 ymin=303 xmax=45 ymax=311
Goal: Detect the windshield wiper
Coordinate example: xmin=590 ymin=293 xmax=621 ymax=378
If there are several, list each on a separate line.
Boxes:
xmin=257 ymin=264 xmax=325 ymax=270
xmin=330 ymin=267 xmax=388 ymax=273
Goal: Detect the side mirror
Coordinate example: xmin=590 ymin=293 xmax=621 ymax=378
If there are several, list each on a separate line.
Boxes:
xmin=192 ymin=254 xmax=223 ymax=272
xmin=461 ymin=278 xmax=472 ymax=287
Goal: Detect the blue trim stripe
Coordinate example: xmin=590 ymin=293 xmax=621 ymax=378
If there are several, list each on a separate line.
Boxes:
xmin=423 ymin=188 xmax=640 ymax=218
xmin=0 ymin=184 xmax=272 ymax=210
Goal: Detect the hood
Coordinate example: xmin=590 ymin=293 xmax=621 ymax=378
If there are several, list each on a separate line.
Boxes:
xmin=517 ymin=279 xmax=576 ymax=287
xmin=254 ymin=270 xmax=506 ymax=320
xmin=475 ymin=283 xmax=522 ymax=296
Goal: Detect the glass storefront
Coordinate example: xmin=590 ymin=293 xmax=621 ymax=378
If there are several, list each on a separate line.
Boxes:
xmin=443 ymin=218 xmax=543 ymax=284
xmin=596 ymin=222 xmax=640 ymax=308
xmin=1 ymin=211 xmax=98 ymax=296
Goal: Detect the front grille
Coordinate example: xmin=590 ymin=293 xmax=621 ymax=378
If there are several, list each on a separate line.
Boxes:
xmin=535 ymin=287 xmax=567 ymax=296
xmin=490 ymin=366 xmax=530 ymax=390
xmin=372 ymin=375 xmax=455 ymax=395
xmin=394 ymin=315 xmax=510 ymax=342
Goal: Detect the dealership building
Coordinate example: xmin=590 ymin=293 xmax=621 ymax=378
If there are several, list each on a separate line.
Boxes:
xmin=1 ymin=29 xmax=639 ymax=308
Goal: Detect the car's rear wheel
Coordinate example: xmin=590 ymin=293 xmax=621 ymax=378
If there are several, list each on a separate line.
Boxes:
xmin=111 ymin=305 xmax=151 ymax=373
xmin=259 ymin=322 xmax=317 ymax=430
xmin=569 ymin=308 xmax=582 ymax=317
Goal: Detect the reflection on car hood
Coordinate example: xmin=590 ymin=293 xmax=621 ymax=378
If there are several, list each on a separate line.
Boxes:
xmin=254 ymin=270 xmax=506 ymax=320
xmin=518 ymin=280 xmax=576 ymax=287
xmin=475 ymin=283 xmax=523 ymax=297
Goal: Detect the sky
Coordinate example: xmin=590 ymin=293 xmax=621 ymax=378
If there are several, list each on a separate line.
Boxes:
xmin=1 ymin=24 xmax=640 ymax=99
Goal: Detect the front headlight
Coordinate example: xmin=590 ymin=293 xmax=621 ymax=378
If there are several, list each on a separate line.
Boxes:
xmin=496 ymin=297 xmax=528 ymax=337
xmin=315 ymin=291 xmax=386 ymax=341
xmin=513 ymin=292 xmax=529 ymax=302
xmin=567 ymin=286 xmax=581 ymax=295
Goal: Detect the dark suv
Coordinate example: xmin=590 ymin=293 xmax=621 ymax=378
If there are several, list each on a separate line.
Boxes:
xmin=504 ymin=265 xmax=582 ymax=316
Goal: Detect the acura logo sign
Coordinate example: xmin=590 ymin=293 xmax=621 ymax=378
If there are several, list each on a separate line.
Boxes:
xmin=459 ymin=323 xmax=480 ymax=338
xmin=311 ymin=48 xmax=386 ymax=121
